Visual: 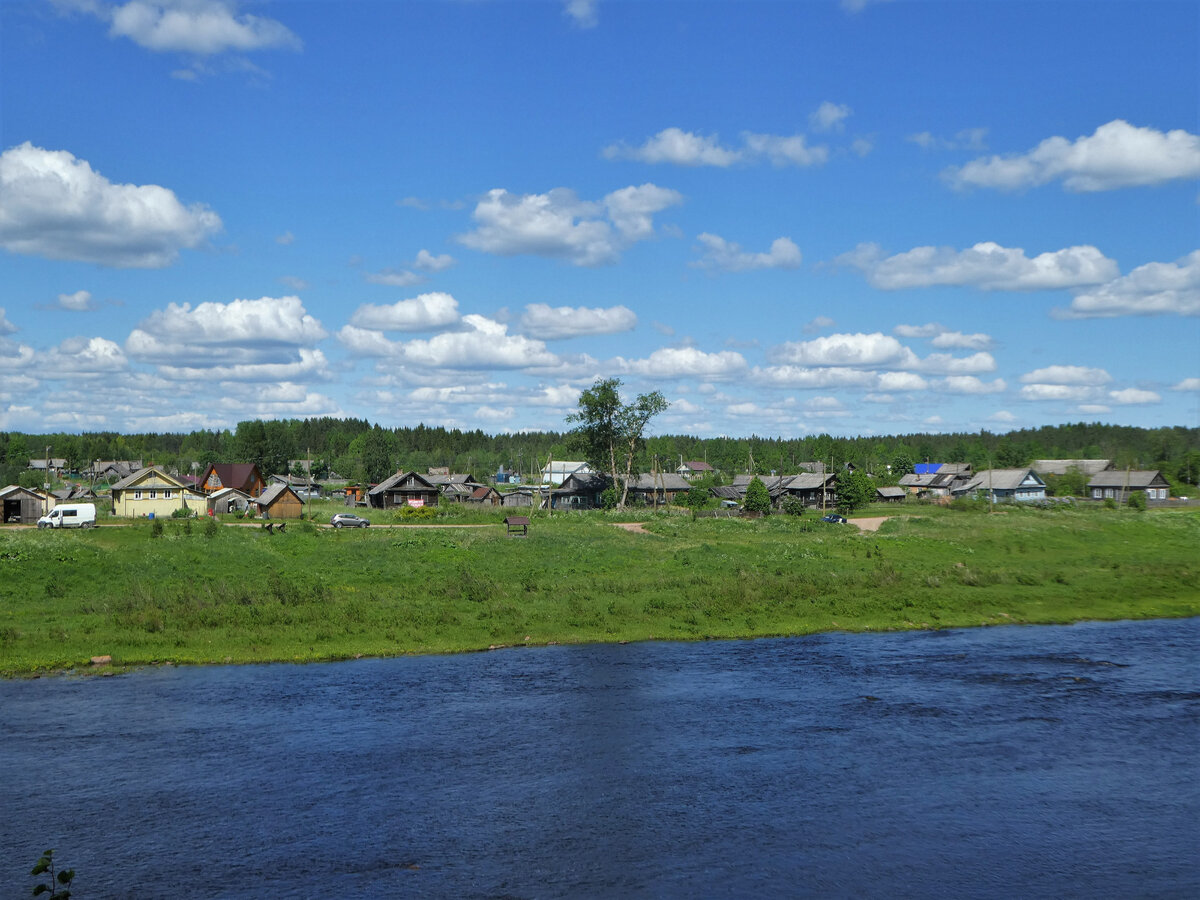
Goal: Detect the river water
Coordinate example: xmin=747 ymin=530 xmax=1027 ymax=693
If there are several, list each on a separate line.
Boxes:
xmin=1 ymin=618 xmax=1197 ymax=898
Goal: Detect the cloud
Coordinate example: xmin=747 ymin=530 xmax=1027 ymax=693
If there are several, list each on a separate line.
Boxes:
xmin=989 ymin=410 xmax=1017 ymax=423
xmin=153 ymin=347 xmax=331 ymax=383
xmin=741 ymin=132 xmax=829 ymax=167
xmin=931 ymin=330 xmax=992 ymax=350
xmin=1020 ymin=365 xmax=1111 ymax=386
xmin=1109 ymin=388 xmax=1161 ymax=405
xmin=126 ymin=295 xmax=327 ymax=367
xmin=389 ymin=315 xmax=560 ymax=369
xmin=348 ymin=292 xmax=460 ymax=332
xmin=278 ymin=275 xmax=308 ymax=291
xmin=563 ymin=0 xmax=597 ymax=29
xmin=810 ymin=102 xmax=851 ymax=133
xmin=366 ymin=269 xmax=425 ymax=287
xmin=42 ymin=336 xmax=129 ymax=376
xmin=602 ymin=128 xmax=742 ymax=167
xmin=944 ymin=120 xmax=1200 ymax=192
xmin=935 ymin=375 xmax=1006 ymax=394
xmin=457 ymin=184 xmax=681 ymax=266
xmin=0 ymin=142 xmax=221 ymax=267
xmin=1019 ymin=384 xmax=1096 ymax=402
xmin=520 ymin=303 xmax=637 ymax=340
xmin=893 ymin=323 xmax=943 ymax=339
xmin=413 ymin=249 xmax=455 ymax=272
xmin=1058 ymin=250 xmax=1200 ymax=318
xmin=55 ymin=290 xmax=97 ymax=311
xmin=768 ymin=332 xmax=920 ymax=368
xmin=603 ymin=128 xmax=829 ymax=168
xmin=1172 ymin=377 xmax=1200 ymax=392
xmin=803 ymin=316 xmax=835 ymax=334
xmin=0 ymin=308 xmax=16 ymax=335
xmin=693 ymin=233 xmax=802 ymax=272
xmin=619 ymin=346 xmax=748 ymax=379
xmin=838 ymin=241 xmax=1117 ymax=290
xmin=907 ymin=128 xmax=988 ymax=151
xmin=75 ymin=1 xmax=303 ymax=55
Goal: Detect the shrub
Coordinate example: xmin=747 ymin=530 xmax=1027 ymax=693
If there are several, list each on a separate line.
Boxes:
xmin=170 ymin=506 xmax=192 ymax=519
xmin=1127 ymin=491 xmax=1147 ymax=511
xmin=600 ymin=486 xmax=618 ymax=510
xmin=203 ymin=516 xmax=219 ymax=538
xmin=781 ymin=495 xmax=806 ymax=517
xmin=150 ymin=517 xmax=164 ymax=538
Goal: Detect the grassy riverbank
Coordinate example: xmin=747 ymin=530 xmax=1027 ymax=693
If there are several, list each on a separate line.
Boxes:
xmin=1 ymin=505 xmax=1196 ymax=675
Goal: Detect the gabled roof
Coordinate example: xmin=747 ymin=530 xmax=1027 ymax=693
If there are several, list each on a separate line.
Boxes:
xmin=0 ymin=484 xmax=45 ymax=501
xmin=369 ymin=470 xmax=437 ymax=495
xmin=1087 ymin=470 xmax=1167 ymax=489
xmin=202 ymin=463 xmax=263 ymax=493
xmin=111 ymin=466 xmax=188 ymax=492
xmin=956 ymin=468 xmax=1045 ymax=493
xmin=622 ymin=472 xmax=692 ymax=491
xmin=710 ymin=485 xmax=742 ymax=500
xmin=209 ymin=487 xmax=252 ymax=501
xmin=256 ymin=482 xmax=300 ymax=506
xmin=678 ymin=460 xmax=714 ymax=472
xmin=469 ymin=486 xmax=500 ymax=500
xmin=876 ymin=486 xmax=907 ymax=498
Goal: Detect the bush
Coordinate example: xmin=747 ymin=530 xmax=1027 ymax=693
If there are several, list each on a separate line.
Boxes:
xmin=682 ymin=486 xmax=711 ymax=510
xmin=600 ymin=486 xmax=618 ymax=510
xmin=1127 ymin=491 xmax=1147 ymax=511
xmin=203 ymin=516 xmax=219 ymax=537
xmin=781 ymin=495 xmax=806 ymax=517
xmin=149 ymin=517 xmax=164 ymax=538
xmin=170 ymin=506 xmax=193 ymax=519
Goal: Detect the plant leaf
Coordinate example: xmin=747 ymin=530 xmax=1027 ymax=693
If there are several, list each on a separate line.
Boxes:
xmin=31 ymin=861 xmax=49 ymax=875
xmin=32 ymin=885 xmax=49 ymax=896
xmin=57 ymin=870 xmax=74 ymax=884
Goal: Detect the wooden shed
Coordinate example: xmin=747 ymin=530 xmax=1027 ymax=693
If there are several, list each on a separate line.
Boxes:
xmin=255 ymin=483 xmax=304 ymax=519
xmin=1 ymin=485 xmax=46 ymax=524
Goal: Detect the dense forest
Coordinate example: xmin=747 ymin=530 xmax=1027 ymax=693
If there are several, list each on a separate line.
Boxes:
xmin=3 ymin=418 xmax=1198 ymax=493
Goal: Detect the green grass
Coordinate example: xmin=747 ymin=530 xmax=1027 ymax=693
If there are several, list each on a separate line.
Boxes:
xmin=0 ymin=504 xmax=1196 ymax=675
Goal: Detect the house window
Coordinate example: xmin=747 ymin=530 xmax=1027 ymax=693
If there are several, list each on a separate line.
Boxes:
xmin=134 ymin=490 xmax=143 ymax=500
xmin=149 ymin=490 xmax=157 ymax=500
xmin=164 ymin=490 xmax=173 ymax=500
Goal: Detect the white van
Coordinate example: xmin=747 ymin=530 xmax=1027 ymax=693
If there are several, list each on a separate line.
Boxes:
xmin=37 ymin=503 xmax=97 ymax=529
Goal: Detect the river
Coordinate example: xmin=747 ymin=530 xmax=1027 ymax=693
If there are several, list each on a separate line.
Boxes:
xmin=1 ymin=618 xmax=1197 ymax=898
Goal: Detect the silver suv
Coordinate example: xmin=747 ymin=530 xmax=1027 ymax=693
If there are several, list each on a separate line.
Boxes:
xmin=330 ymin=512 xmax=370 ymax=528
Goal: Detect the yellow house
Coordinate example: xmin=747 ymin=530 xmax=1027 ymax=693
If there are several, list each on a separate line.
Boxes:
xmin=110 ymin=466 xmax=206 ymax=518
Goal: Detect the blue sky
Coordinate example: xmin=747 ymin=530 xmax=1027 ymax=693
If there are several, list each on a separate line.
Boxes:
xmin=1 ymin=0 xmax=1197 ymax=438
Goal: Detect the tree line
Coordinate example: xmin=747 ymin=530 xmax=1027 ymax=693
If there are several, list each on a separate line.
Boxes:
xmin=2 ymin=416 xmax=1197 ymax=493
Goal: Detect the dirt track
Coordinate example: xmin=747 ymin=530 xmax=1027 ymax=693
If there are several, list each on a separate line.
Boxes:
xmin=850 ymin=516 xmax=890 ymax=532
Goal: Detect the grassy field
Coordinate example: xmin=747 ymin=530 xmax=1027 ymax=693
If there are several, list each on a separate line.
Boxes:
xmin=0 ymin=504 xmax=1196 ymax=675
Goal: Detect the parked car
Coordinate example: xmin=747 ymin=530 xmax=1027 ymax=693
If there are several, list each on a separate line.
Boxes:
xmin=331 ymin=512 xmax=370 ymax=528
xmin=821 ymin=514 xmax=848 ymax=524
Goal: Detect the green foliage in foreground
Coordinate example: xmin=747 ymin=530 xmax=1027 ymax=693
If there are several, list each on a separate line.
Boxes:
xmin=0 ymin=506 xmax=1197 ymax=675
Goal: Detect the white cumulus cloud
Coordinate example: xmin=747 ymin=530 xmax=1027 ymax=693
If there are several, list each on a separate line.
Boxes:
xmin=1109 ymin=388 xmax=1161 ymax=405
xmin=810 ymin=101 xmax=852 ymax=133
xmin=348 ymin=292 xmax=460 ymax=332
xmin=458 ymin=185 xmax=681 ymax=266
xmin=603 ymin=128 xmax=741 ymax=167
xmin=95 ymin=0 xmax=302 ymax=55
xmin=520 ymin=304 xmax=637 ymax=340
xmin=693 ymin=233 xmax=802 ymax=272
xmin=0 ymin=142 xmax=221 ymax=267
xmin=768 ymin=332 xmax=920 ymax=368
xmin=838 ymin=241 xmax=1117 ymax=291
xmin=1020 ymin=365 xmax=1111 ymax=386
xmin=563 ymin=0 xmax=597 ymax=29
xmin=55 ymin=290 xmax=97 ymax=311
xmin=944 ymin=120 xmax=1200 ymax=192
xmin=1060 ymin=250 xmax=1200 ymax=318
xmin=0 ymin=308 xmax=16 ymax=335
xmin=390 ymin=315 xmax=560 ymax=370
xmin=620 ymin=347 xmax=747 ymax=379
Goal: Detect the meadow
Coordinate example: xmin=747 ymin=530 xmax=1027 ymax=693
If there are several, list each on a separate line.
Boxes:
xmin=0 ymin=504 xmax=1196 ymax=675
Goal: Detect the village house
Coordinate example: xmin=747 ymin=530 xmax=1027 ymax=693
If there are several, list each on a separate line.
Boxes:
xmin=27 ymin=458 xmax=68 ymax=477
xmin=110 ymin=466 xmax=205 ymax=517
xmin=675 ymin=460 xmax=715 ymax=480
xmin=1087 ymin=470 xmax=1171 ymax=502
xmin=875 ymin=486 xmax=907 ymax=503
xmin=952 ymin=468 xmax=1047 ymax=503
xmin=541 ymin=460 xmax=592 ymax=486
xmin=730 ymin=473 xmax=837 ymax=508
xmin=199 ymin=463 xmax=266 ymax=497
xmin=368 ymin=471 xmax=440 ymax=509
xmin=466 ymin=486 xmax=502 ymax=506
xmin=622 ymin=472 xmax=692 ymax=506
xmin=554 ymin=472 xmax=610 ymax=509
xmin=85 ymin=460 xmax=143 ymax=482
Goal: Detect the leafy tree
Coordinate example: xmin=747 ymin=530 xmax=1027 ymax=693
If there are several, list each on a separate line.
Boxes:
xmin=836 ymin=469 xmax=873 ymax=513
xmin=744 ymin=476 xmax=771 ymax=514
xmin=1127 ymin=490 xmax=1147 ymax=511
xmin=890 ymin=452 xmax=914 ymax=478
xmin=781 ymin=495 xmax=806 ymax=516
xmin=682 ymin=485 xmax=711 ymax=509
xmin=566 ymin=378 xmax=668 ymax=508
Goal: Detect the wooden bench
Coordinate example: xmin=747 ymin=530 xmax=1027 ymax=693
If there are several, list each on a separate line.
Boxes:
xmin=504 ymin=515 xmax=530 ymax=536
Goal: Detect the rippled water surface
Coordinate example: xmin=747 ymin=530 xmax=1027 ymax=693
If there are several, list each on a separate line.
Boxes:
xmin=2 ymin=618 xmax=1198 ymax=898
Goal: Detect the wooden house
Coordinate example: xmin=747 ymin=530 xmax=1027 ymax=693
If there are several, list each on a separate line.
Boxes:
xmin=676 ymin=460 xmax=714 ymax=480
xmin=622 ymin=472 xmax=692 ymax=505
xmin=1 ymin=485 xmax=47 ymax=524
xmin=110 ymin=467 xmax=205 ymax=518
xmin=466 ymin=486 xmax=502 ymax=506
xmin=953 ymin=469 xmax=1046 ymax=503
xmin=368 ymin=471 xmax=440 ymax=509
xmin=1087 ymin=470 xmax=1171 ymax=502
xmin=876 ymin=486 xmax=907 ymax=503
xmin=553 ymin=472 xmax=610 ymax=509
xmin=255 ymin=483 xmax=304 ymax=519
xmin=199 ymin=463 xmax=266 ymax=497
